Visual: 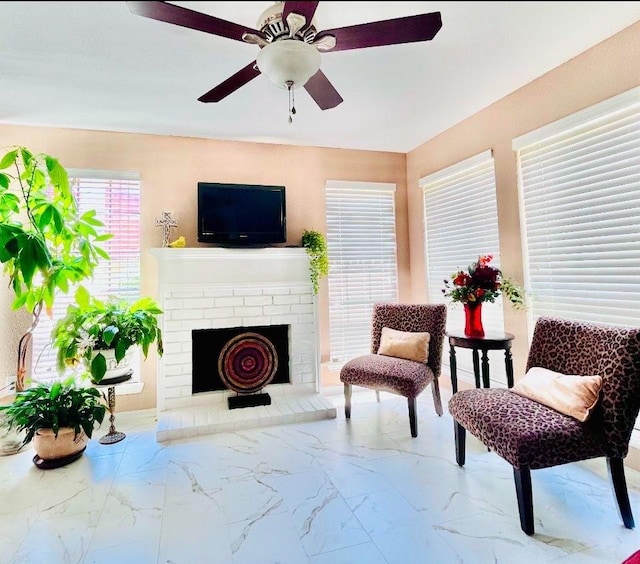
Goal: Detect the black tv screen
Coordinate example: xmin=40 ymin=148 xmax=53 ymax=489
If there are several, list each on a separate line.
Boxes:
xmin=198 ymin=182 xmax=286 ymax=246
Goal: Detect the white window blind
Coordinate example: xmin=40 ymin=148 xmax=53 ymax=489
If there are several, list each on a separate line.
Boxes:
xmin=326 ymin=181 xmax=398 ymax=363
xmin=515 ymin=86 xmax=640 ymax=327
xmin=31 ymin=170 xmax=141 ymax=382
xmin=422 ymin=151 xmax=507 ymax=385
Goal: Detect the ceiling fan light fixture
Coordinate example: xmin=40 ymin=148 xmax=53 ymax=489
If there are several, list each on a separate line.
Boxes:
xmin=257 ymin=39 xmax=321 ymax=90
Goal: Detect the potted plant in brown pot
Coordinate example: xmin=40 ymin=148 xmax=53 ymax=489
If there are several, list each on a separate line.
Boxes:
xmin=0 ymin=377 xmax=106 ymax=468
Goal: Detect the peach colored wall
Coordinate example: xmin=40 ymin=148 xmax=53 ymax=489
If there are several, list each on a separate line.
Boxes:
xmin=0 ymin=126 xmax=407 ymax=410
xmin=407 ymin=21 xmax=640 ymax=384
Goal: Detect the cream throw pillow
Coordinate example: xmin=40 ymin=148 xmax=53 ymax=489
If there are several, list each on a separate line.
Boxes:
xmin=377 ymin=327 xmax=430 ymax=363
xmin=511 ymin=366 xmax=603 ymax=422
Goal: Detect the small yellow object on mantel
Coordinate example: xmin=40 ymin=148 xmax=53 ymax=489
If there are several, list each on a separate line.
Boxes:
xmin=168 ymin=236 xmax=186 ymax=248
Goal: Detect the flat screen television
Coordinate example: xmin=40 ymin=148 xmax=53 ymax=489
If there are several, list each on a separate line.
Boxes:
xmin=198 ymin=182 xmax=286 ymax=246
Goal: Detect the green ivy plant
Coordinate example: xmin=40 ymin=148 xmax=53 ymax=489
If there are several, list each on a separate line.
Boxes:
xmin=51 ymin=287 xmax=164 ymax=384
xmin=301 ymin=229 xmax=329 ymax=295
xmin=0 ymin=146 xmax=111 ymax=390
xmin=0 ymin=377 xmax=106 ymax=446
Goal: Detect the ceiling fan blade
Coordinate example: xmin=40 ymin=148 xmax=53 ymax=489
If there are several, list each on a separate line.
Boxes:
xmin=304 ymin=70 xmax=343 ymax=110
xmin=316 ymin=12 xmax=442 ymax=52
xmin=282 ymin=2 xmax=319 ymax=25
xmin=126 ymin=1 xmax=258 ymax=42
xmin=198 ymin=62 xmax=261 ymax=103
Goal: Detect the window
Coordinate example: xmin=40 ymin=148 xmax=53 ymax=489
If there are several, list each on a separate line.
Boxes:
xmin=325 ymin=180 xmax=398 ymax=363
xmin=31 ymin=170 xmax=141 ymax=382
xmin=421 ymin=151 xmax=507 ymax=385
xmin=515 ymin=86 xmax=640 ymax=328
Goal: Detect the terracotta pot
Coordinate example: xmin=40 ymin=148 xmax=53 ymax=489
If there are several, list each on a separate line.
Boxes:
xmin=33 ymin=427 xmax=88 ymax=460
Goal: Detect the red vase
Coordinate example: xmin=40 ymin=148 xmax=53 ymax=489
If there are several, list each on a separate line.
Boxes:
xmin=464 ymin=302 xmax=484 ymax=337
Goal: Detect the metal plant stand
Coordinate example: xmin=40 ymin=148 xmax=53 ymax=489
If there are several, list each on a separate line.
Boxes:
xmin=99 ymin=385 xmax=126 ymax=445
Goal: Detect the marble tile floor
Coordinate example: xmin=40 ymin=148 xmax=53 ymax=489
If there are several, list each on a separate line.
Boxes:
xmin=2 ymin=388 xmax=640 ymax=564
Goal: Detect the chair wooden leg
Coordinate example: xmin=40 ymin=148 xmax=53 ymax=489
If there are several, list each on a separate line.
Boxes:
xmin=408 ymin=397 xmax=418 ymax=437
xmin=513 ymin=467 xmax=534 ymax=535
xmin=608 ymin=457 xmax=635 ymax=529
xmin=375 ymin=390 xmax=380 ymax=402
xmin=431 ymin=377 xmax=443 ymax=416
xmin=344 ymin=383 xmax=352 ymax=419
xmin=454 ymin=421 xmax=466 ymax=466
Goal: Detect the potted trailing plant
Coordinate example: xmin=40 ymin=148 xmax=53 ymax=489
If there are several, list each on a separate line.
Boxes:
xmin=0 ymin=377 xmax=106 ymax=466
xmin=301 ymin=229 xmax=329 ymax=295
xmin=51 ymin=287 xmax=164 ymax=384
xmin=0 ymin=146 xmax=110 ymax=391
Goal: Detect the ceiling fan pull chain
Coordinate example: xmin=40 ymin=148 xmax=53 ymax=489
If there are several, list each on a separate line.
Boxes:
xmin=286 ymin=80 xmax=296 ymax=124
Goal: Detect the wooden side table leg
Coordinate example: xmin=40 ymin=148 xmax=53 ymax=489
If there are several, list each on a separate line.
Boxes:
xmin=481 ymin=349 xmax=490 ymax=388
xmin=449 ymin=344 xmax=458 ymax=393
xmin=472 ymin=349 xmax=481 ymax=388
xmin=100 ymin=386 xmax=126 ymax=445
xmin=505 ymin=347 xmax=514 ymax=388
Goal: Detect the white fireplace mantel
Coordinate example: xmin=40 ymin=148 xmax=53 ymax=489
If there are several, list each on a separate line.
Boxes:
xmin=150 ymin=246 xmax=335 ymax=441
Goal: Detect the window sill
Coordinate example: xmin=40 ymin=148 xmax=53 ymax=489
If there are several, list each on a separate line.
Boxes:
xmin=91 ymin=381 xmax=144 ymax=396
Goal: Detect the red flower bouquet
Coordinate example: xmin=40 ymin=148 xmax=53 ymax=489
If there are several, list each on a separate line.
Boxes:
xmin=442 ymin=255 xmax=524 ymax=308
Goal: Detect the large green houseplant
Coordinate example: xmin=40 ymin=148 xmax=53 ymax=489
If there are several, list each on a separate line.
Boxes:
xmin=51 ymin=287 xmax=164 ymax=384
xmin=0 ymin=146 xmax=110 ymax=391
xmin=0 ymin=378 xmax=106 ymax=464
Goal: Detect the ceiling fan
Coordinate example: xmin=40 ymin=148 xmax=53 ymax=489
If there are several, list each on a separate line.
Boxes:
xmin=126 ymin=1 xmax=443 ymax=122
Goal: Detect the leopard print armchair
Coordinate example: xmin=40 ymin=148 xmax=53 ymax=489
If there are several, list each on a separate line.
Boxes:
xmin=339 ymin=303 xmax=447 ymax=437
xmin=448 ymin=316 xmax=640 ymax=535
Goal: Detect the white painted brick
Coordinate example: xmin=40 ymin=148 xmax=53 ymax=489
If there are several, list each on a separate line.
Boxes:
xmin=298 ymin=314 xmax=315 ymax=324
xmin=290 ymin=286 xmax=311 ymax=294
xmin=164 ymin=298 xmax=184 ymax=310
xmin=203 ymin=307 xmax=235 ymax=319
xmin=163 ymin=342 xmax=184 ymax=355
xmin=172 ymin=309 xmax=203 ymax=321
xmin=164 ymin=320 xmax=183 ymax=332
xmin=164 ymin=397 xmax=193 ymax=410
xmin=265 ymin=287 xmax=290 ymax=295
xmin=269 ymin=314 xmax=298 ymax=325
xmin=211 ymin=318 xmax=239 ymax=329
xmin=182 ymin=320 xmax=212 ymax=331
xmin=164 ymin=352 xmax=191 ymax=366
xmin=183 ymin=297 xmax=215 ymax=309
xmin=233 ymin=306 xmax=262 ymax=317
xmin=170 ymin=289 xmax=204 ymax=299
xmin=264 ymin=305 xmax=290 ymax=315
xmin=241 ymin=317 xmax=271 ymax=327
xmin=233 ymin=287 xmax=263 ymax=297
xmin=181 ymin=341 xmax=192 ymax=353
xmin=291 ymin=304 xmax=313 ymax=314
xmin=244 ymin=296 xmax=273 ymax=306
xmin=204 ymin=288 xmax=233 ymax=298
xmin=299 ymin=295 xmax=314 ymax=304
xmin=163 ymin=364 xmax=187 ymax=377
xmin=163 ymin=374 xmax=192 ymax=388
xmin=215 ymin=297 xmax=244 ymax=307
xmin=274 ymin=295 xmax=300 ymax=305
xmin=163 ymin=330 xmax=191 ymax=343
xmin=163 ymin=386 xmax=188 ymax=399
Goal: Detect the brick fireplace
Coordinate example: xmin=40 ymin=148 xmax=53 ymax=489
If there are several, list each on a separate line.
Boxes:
xmin=150 ymin=247 xmax=336 ymax=441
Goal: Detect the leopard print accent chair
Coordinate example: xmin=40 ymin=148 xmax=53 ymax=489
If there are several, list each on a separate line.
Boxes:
xmin=340 ymin=303 xmax=447 ymax=438
xmin=448 ymin=316 xmax=640 ymax=535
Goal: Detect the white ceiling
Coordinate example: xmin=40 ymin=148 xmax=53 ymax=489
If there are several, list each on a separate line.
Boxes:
xmin=1 ymin=1 xmax=639 ymax=153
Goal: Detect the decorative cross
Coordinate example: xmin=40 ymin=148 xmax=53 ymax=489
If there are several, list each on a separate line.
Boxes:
xmin=155 ymin=211 xmax=178 ymax=248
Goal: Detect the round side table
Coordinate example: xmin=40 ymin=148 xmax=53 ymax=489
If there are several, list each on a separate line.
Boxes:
xmin=447 ymin=331 xmax=515 ymax=393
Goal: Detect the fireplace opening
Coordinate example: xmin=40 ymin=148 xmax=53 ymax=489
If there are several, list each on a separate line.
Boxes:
xmin=192 ymin=325 xmax=290 ymax=400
